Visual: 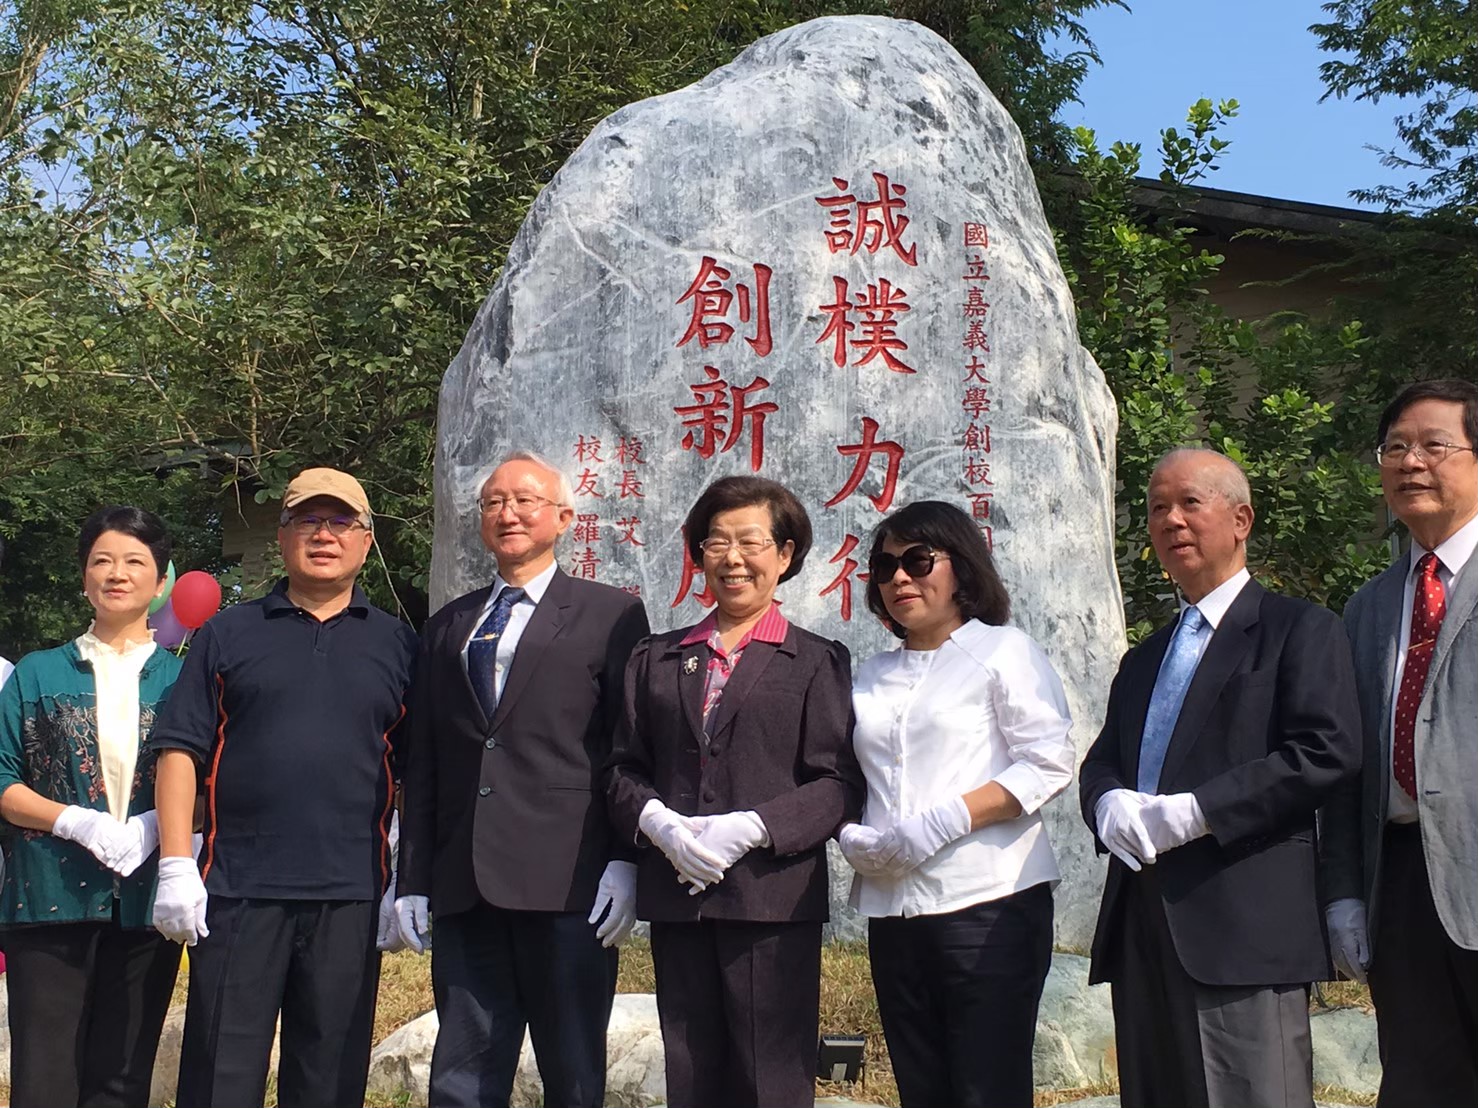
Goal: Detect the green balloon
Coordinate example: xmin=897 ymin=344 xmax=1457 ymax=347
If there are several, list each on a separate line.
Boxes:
xmin=148 ymin=560 xmax=176 ymax=615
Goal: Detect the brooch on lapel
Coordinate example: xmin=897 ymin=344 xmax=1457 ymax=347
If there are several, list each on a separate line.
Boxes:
xmin=683 ymin=655 xmax=700 ymax=674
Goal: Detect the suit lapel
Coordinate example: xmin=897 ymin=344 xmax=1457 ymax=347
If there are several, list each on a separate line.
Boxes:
xmin=707 ymin=636 xmax=787 ymax=741
xmin=1122 ymin=628 xmax=1172 ymax=787
xmin=490 ymin=571 xmax=570 ymax=735
xmin=675 ymin=638 xmax=708 ymax=749
xmin=1158 ymin=580 xmax=1262 ymax=788
xmin=1367 ymin=559 xmax=1408 ymax=756
xmin=1429 ymin=549 xmax=1478 ymax=696
xmin=450 ymin=587 xmax=494 ymax=732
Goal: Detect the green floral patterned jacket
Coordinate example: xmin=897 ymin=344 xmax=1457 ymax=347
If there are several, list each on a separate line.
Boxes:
xmin=0 ymin=639 xmax=182 ymax=928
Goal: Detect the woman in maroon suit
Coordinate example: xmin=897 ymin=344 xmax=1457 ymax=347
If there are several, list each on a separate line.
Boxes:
xmin=606 ymin=476 xmax=861 ymax=1108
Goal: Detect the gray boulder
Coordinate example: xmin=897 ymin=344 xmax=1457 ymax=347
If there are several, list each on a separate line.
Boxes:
xmin=434 ymin=13 xmax=1123 ymax=954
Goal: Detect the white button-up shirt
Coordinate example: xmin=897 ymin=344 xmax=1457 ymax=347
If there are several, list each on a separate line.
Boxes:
xmin=460 ymin=561 xmax=557 ymax=705
xmin=75 ymin=626 xmax=157 ymax=821
xmin=849 ymin=620 xmax=1075 ymax=918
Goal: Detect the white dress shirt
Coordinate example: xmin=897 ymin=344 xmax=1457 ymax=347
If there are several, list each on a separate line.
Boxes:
xmin=1387 ymin=511 xmax=1478 ymax=823
xmin=0 ymin=657 xmax=12 ymax=688
xmin=461 ymin=561 xmax=558 ymax=705
xmin=850 ymin=620 xmax=1075 ymax=918
xmin=75 ymin=626 xmax=157 ymax=821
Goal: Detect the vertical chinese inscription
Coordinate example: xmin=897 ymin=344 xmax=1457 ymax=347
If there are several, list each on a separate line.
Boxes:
xmin=959 ymin=221 xmax=994 ymax=549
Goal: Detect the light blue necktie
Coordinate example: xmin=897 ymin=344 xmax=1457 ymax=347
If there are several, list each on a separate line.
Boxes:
xmin=1137 ymin=606 xmax=1209 ymax=793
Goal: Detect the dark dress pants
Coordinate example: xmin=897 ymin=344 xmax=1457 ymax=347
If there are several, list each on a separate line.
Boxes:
xmin=428 ymin=901 xmax=618 ymax=1108
xmin=868 ymin=882 xmax=1053 ymax=1108
xmin=177 ymin=896 xmax=380 ymax=1108
xmin=649 ymin=918 xmax=823 ymax=1108
xmin=1109 ymin=870 xmax=1313 ymax=1108
xmin=4 ymin=918 xmax=179 ymax=1108
xmin=1368 ymin=823 xmax=1478 ymax=1107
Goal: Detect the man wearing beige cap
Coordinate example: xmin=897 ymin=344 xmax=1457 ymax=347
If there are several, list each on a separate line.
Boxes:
xmin=150 ymin=466 xmax=417 ymax=1108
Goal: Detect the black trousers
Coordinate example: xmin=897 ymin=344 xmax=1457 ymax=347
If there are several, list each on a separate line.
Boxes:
xmin=3 ymin=918 xmax=179 ymax=1108
xmin=1369 ymin=823 xmax=1478 ymax=1107
xmin=176 ymin=897 xmax=380 ymax=1108
xmin=649 ymin=919 xmax=823 ymax=1108
xmin=428 ymin=902 xmax=617 ymax=1108
xmin=868 ymin=883 xmax=1053 ymax=1108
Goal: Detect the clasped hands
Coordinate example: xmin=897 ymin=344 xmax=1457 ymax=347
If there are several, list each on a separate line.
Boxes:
xmin=1094 ymin=788 xmax=1209 ymax=871
xmin=639 ymin=799 xmax=769 ymax=895
xmin=52 ymin=805 xmax=160 ymax=877
xmin=838 ymin=796 xmax=972 ymax=879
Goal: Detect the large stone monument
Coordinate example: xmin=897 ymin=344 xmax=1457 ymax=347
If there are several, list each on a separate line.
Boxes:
xmin=432 ymin=14 xmax=1126 ymax=951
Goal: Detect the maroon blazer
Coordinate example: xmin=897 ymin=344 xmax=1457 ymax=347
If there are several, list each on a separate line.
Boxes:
xmin=605 ymin=621 xmax=862 ymax=924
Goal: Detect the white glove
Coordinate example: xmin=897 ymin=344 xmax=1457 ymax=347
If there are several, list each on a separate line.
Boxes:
xmin=871 ymin=797 xmax=972 ymax=877
xmin=1325 ymin=897 xmax=1369 ymax=984
xmin=638 ymin=799 xmax=726 ymax=891
xmin=1094 ymin=789 xmax=1158 ymax=872
xmin=53 ymin=805 xmax=157 ymax=876
xmin=837 ymin=822 xmax=889 ymax=877
xmin=153 ymin=856 xmax=210 ymax=945
xmin=692 ymin=810 xmax=770 ymax=870
xmin=376 ymin=881 xmax=406 ymax=952
xmin=588 ymin=860 xmax=639 ymax=948
xmin=395 ymin=895 xmax=432 ymax=954
xmin=1138 ymin=792 xmax=1209 ymax=853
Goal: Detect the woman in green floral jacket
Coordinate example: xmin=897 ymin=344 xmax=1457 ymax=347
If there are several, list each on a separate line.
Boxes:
xmin=0 ymin=506 xmax=183 ymax=1108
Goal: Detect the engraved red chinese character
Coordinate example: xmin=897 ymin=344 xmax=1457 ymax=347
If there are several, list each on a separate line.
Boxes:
xmin=963 ymin=320 xmax=990 ymax=353
xmin=572 ymin=547 xmax=601 ymax=580
xmin=819 ymin=534 xmax=866 ymax=622
xmin=676 ymin=257 xmax=774 ymax=357
xmin=963 ymin=356 xmax=990 ymax=384
xmin=963 ymin=254 xmax=990 ymax=282
xmin=962 ymin=388 xmax=992 ymax=419
xmin=967 ymin=493 xmax=994 ymax=522
xmin=616 ymin=437 xmax=646 ymax=465
xmin=817 ymin=277 xmax=915 ymax=375
xmin=573 ymin=513 xmax=600 ymax=544
xmin=962 ymin=287 xmax=990 ymax=318
xmin=963 ymin=423 xmax=992 ymax=454
xmin=574 ymin=468 xmax=603 ymax=497
xmin=825 ymin=416 xmax=905 ymax=512
xmin=617 ymin=470 xmax=645 ymax=498
xmin=672 ymin=541 xmax=715 ymax=609
xmin=573 ymin=435 xmax=604 ymax=464
xmin=964 ymin=459 xmax=993 ymax=486
xmin=963 ymin=222 xmax=989 ymax=248
xmin=673 ymin=366 xmax=779 ymax=472
xmin=815 ymin=173 xmax=918 ymax=265
xmin=621 ymin=584 xmax=643 ymax=598
xmin=615 ymin=517 xmax=644 ymax=546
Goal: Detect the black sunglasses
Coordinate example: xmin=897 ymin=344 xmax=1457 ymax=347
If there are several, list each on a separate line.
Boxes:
xmin=869 ymin=544 xmax=944 ymax=582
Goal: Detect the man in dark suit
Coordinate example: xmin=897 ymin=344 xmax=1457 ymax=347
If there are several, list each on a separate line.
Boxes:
xmin=1322 ymin=379 xmax=1478 ymax=1105
xmin=396 ymin=451 xmax=650 ymax=1108
xmin=1080 ymin=447 xmax=1361 ymax=1108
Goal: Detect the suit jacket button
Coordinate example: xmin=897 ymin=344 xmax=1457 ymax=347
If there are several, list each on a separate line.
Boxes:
xmin=484 ymin=739 xmax=495 ymax=749
xmin=478 ymin=786 xmax=491 ymax=797
xmin=710 ymin=745 xmax=722 ymax=756
xmin=702 ymin=789 xmax=716 ymax=803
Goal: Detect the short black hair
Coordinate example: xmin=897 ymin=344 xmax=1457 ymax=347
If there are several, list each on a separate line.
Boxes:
xmin=683 ymin=476 xmax=812 ymax=584
xmin=1377 ymin=379 xmax=1478 ymax=449
xmin=77 ymin=505 xmax=172 ymax=577
xmin=865 ymin=500 xmax=1010 ymax=638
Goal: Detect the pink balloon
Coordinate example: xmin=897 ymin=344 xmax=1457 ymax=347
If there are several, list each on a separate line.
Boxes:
xmin=170 ymin=571 xmax=222 ymax=630
xmin=148 ymin=601 xmax=189 ymax=649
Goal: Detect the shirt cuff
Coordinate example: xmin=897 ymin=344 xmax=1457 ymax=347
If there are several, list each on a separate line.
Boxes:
xmin=993 ymin=761 xmax=1056 ymax=816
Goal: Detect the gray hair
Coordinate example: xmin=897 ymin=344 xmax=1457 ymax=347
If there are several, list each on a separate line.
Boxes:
xmin=1151 ymin=447 xmax=1252 ymax=507
xmin=480 ymin=450 xmax=575 ymax=506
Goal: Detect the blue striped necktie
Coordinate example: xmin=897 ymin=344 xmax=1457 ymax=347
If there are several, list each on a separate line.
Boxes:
xmin=467 ymin=587 xmax=525 ymax=718
xmin=1137 ymin=606 xmax=1208 ymax=793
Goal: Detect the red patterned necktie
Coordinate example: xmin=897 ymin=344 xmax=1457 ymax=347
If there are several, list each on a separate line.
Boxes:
xmin=1393 ymin=552 xmax=1446 ymax=799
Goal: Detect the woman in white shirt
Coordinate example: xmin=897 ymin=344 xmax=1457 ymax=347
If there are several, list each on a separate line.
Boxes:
xmin=841 ymin=500 xmax=1075 ymax=1108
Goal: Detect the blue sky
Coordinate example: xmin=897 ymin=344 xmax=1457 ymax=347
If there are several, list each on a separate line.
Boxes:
xmin=1059 ymin=0 xmax=1413 ymax=210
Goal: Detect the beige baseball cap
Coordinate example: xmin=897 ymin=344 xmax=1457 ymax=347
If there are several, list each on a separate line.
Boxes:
xmin=282 ymin=467 xmax=372 ymax=518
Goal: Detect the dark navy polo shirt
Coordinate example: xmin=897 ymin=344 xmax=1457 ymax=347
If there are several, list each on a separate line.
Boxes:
xmin=150 ymin=580 xmax=417 ymax=901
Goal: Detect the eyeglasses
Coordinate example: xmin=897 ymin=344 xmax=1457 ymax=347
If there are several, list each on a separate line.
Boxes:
xmin=698 ymin=536 xmax=777 ymax=557
xmin=1375 ymin=439 xmax=1477 ymax=467
xmin=869 ymin=544 xmax=946 ymax=581
xmin=478 ymin=494 xmax=560 ymax=517
xmin=281 ymin=514 xmax=368 ymax=536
